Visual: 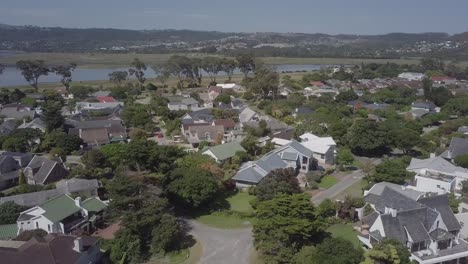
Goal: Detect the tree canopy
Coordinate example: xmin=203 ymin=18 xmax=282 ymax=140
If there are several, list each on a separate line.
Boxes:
xmin=255 ymin=168 xmax=301 ymax=202
xmin=253 ymin=194 xmax=325 ymax=264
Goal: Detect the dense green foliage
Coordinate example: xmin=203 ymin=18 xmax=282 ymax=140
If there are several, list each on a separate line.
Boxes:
xmin=0 ymin=202 xmax=28 ymax=224
xmin=255 ymin=168 xmax=301 ymax=202
xmin=295 ymin=238 xmax=363 ymax=264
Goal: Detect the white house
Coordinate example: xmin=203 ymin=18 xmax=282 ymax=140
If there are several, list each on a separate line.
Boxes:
xmin=167 ymin=98 xmax=200 ymax=111
xmin=238 ymin=107 xmax=260 ymax=123
xmin=407 ymin=156 xmax=468 ymax=192
xmin=358 ymin=182 xmax=468 ymax=264
xmin=398 ymin=72 xmax=425 ymax=81
xmin=299 ymin=133 xmax=336 ymax=165
xmin=17 ymin=194 xmax=107 ymax=235
xmin=414 ymin=170 xmax=457 ymax=195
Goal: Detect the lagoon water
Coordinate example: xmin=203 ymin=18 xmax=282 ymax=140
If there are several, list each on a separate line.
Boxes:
xmin=0 ymin=64 xmax=325 ymax=87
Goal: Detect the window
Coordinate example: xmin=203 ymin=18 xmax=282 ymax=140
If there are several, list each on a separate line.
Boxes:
xmin=302 ymin=156 xmax=308 ymax=164
xmin=35 ymin=222 xmax=38 ymax=228
xmin=437 ymin=185 xmax=441 ymax=188
xmin=320 ymin=154 xmax=325 ymax=159
xmin=48 ymin=224 xmax=51 ymax=232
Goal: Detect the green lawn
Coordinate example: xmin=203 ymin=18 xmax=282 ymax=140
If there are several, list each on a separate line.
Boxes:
xmin=333 ymin=179 xmax=368 ymax=200
xmin=196 ymin=191 xmax=256 ymax=229
xmin=227 ymin=192 xmax=255 ymax=213
xmin=326 ymin=224 xmax=360 ymax=248
xmin=318 ymin=175 xmax=338 ymax=189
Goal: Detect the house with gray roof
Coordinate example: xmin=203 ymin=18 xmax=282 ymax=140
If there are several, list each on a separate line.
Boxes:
xmin=0 ymin=120 xmax=17 ymax=135
xmin=441 ymin=137 xmax=468 ymax=162
xmin=24 ymin=156 xmax=69 ymax=185
xmin=0 ymin=104 xmax=37 ymax=121
xmin=407 ymin=156 xmax=468 ymax=193
xmin=231 ymin=140 xmax=316 ymax=187
xmin=231 ymin=153 xmax=288 ymax=187
xmin=167 ymin=97 xmax=200 ymax=111
xmin=358 ymin=182 xmax=468 ymax=264
xmin=17 ymin=118 xmax=46 ymax=132
xmin=181 ymin=108 xmax=214 ymax=125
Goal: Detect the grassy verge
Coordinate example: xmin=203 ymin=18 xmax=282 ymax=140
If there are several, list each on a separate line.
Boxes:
xmin=148 ymin=240 xmax=202 ymax=264
xmin=318 ymin=175 xmax=338 ymax=189
xmin=249 ymin=248 xmax=265 ymax=264
xmin=195 ymin=191 xmax=256 ymax=229
xmin=333 ymin=179 xmax=367 ymax=200
xmin=326 ymin=223 xmax=360 ymax=248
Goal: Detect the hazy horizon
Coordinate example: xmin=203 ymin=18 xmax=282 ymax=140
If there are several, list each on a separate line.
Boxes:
xmin=1 ymin=0 xmax=468 ymax=35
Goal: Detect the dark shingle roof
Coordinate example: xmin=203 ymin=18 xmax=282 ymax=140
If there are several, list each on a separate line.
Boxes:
xmin=418 ymin=194 xmax=461 ymax=232
xmin=0 ymin=234 xmax=99 ymax=264
xmin=447 ymin=137 xmax=468 ymax=159
xmin=365 ymin=187 xmax=422 ymax=213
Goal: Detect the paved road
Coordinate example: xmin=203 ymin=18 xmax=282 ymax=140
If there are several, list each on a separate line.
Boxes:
xmin=190 ymin=221 xmax=253 ymax=264
xmin=311 ymin=169 xmax=365 ymax=205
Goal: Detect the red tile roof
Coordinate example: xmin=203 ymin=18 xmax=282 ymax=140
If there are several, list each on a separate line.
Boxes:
xmin=213 ymin=119 xmax=236 ymax=129
xmin=96 ymin=96 xmax=116 ymax=103
xmin=309 ymin=81 xmax=324 ymax=87
xmin=431 ymin=76 xmax=456 ymax=81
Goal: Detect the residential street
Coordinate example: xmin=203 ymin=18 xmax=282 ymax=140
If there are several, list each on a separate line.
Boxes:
xmin=311 ymin=169 xmax=365 ymax=205
xmin=190 ymin=221 xmax=253 ymax=264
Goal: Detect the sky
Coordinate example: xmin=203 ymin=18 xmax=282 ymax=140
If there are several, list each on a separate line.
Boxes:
xmin=1 ymin=0 xmax=468 ymax=35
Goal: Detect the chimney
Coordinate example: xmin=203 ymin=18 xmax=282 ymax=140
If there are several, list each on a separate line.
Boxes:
xmin=73 ymin=237 xmax=83 ymax=252
xmin=74 ymin=197 xmax=81 ymax=207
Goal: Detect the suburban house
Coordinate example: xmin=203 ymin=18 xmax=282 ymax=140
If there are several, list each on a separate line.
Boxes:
xmin=75 ymin=101 xmax=124 ymax=114
xmin=357 ymin=182 xmax=468 ymax=264
xmin=0 ymin=104 xmax=37 ymax=121
xmin=67 ymin=119 xmax=127 ymax=147
xmin=458 ymin=126 xmax=468 ymax=135
xmin=303 ymin=87 xmax=339 ymax=98
xmin=0 ymin=178 xmax=100 ymax=207
xmin=398 ymin=72 xmax=426 ymax=81
xmin=0 ymin=120 xmax=17 ymax=135
xmin=96 ymin=96 xmax=116 ymax=103
xmin=225 ymin=129 xmax=248 ymax=143
xmin=292 ymin=107 xmax=314 ymax=118
xmin=167 ymin=97 xmax=200 ymax=111
xmin=24 ymin=156 xmax=69 ymax=185
xmin=181 ymin=108 xmax=214 ymax=125
xmin=232 ymin=140 xmax=316 ymax=187
xmin=182 ymin=123 xmax=225 ymax=146
xmin=231 ymin=153 xmax=288 ymax=187
xmin=300 ymin=133 xmax=336 ymax=165
xmin=271 ymin=140 xmax=315 ymax=173
xmin=0 ymin=152 xmax=33 ymax=190
xmin=17 ymin=194 xmax=107 ymax=235
xmin=18 ymin=117 xmax=47 ymax=132
xmin=207 ymin=86 xmax=222 ymax=100
xmin=411 ymin=101 xmax=439 ymax=113
xmin=239 ymin=107 xmax=260 ymax=123
xmin=212 ymin=119 xmax=236 ymax=133
xmin=407 ymin=156 xmax=468 ymax=194
xmin=214 ymin=83 xmax=244 ymax=92
xmin=0 ymin=156 xmax=21 ymax=190
xmin=202 ymin=141 xmax=246 ymax=163
xmin=431 ymin=76 xmax=457 ymax=85
xmin=0 ymin=234 xmax=103 ymax=263
xmin=440 ymin=137 xmax=468 ymax=162
xmin=242 ymin=119 xmax=289 ymax=134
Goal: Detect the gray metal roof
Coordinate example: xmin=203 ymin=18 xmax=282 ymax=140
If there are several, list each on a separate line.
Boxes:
xmin=407 ymin=156 xmax=468 ymax=175
xmin=447 ymin=137 xmax=468 ymax=159
xmin=281 ymin=151 xmax=298 ymax=161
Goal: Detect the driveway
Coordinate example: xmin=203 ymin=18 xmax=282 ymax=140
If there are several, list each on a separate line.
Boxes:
xmin=311 ymin=158 xmax=381 ymax=205
xmin=190 ymin=221 xmax=253 ymax=264
xmin=311 ymin=169 xmax=365 ymax=205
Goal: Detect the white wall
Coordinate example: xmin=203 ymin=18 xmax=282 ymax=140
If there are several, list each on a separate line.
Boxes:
xmin=415 ymin=175 xmax=454 ymax=194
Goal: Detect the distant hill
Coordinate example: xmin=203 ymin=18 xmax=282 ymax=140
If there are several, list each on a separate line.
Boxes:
xmin=0 ymin=24 xmax=467 ymax=59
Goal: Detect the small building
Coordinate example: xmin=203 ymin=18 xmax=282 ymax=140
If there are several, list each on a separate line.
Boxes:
xmin=411 ymin=101 xmax=439 ymax=113
xmin=431 ymin=76 xmax=457 ymax=85
xmin=167 ymin=97 xmax=200 ymax=111
xmin=238 ymin=107 xmax=259 ymax=123
xmin=181 ymin=108 xmax=214 ymax=125
xmin=398 ymin=72 xmax=425 ymax=81
xmin=17 ymin=194 xmax=107 ymax=235
xmin=202 ymin=141 xmax=246 ymax=163
xmin=212 ymin=119 xmax=236 ymax=133
xmin=440 ymin=137 xmax=468 ymax=162
xmin=24 ymin=156 xmax=69 ymax=185
xmin=17 ymin=118 xmax=46 ymax=132
xmin=299 ymin=133 xmax=336 ymax=165
xmin=231 ymin=154 xmax=288 ymax=187
xmin=0 ymin=104 xmax=37 ymax=121
xmin=414 ymin=170 xmax=457 ymax=194
xmin=0 ymin=120 xmax=17 ymax=135
xmin=0 ymin=234 xmax=102 ymax=263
